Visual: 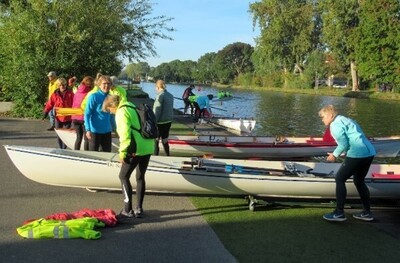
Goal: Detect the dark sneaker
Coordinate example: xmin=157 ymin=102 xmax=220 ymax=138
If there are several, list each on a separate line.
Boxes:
xmin=47 ymin=126 xmax=55 ymax=131
xmin=323 ymin=211 xmax=346 ymax=222
xmin=117 ymin=209 xmax=134 ymax=221
xmin=353 ymin=211 xmax=374 ymax=222
xmin=134 ymin=208 xmax=143 ymax=218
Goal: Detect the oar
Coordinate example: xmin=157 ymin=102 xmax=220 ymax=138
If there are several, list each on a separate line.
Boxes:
xmin=183 ymin=159 xmax=334 ymax=178
xmin=182 ymin=161 xmax=292 ymax=175
xmin=211 ymin=106 xmax=227 ymax=112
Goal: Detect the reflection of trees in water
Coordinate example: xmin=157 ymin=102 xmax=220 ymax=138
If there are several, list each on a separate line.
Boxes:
xmin=141 ymin=82 xmax=399 ymax=137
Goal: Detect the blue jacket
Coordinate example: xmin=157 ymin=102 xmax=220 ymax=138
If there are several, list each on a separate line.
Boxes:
xmin=84 ymin=90 xmax=113 ymax=134
xmin=330 ymin=115 xmax=376 ymax=158
xmin=196 ymin=96 xmax=211 ymax=111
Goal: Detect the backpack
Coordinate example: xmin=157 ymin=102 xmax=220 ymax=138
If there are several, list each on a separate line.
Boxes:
xmin=120 ymin=104 xmax=159 ymax=139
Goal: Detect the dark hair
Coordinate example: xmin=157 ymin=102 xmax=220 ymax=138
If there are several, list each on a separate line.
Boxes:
xmin=207 ymin=94 xmax=213 ymax=100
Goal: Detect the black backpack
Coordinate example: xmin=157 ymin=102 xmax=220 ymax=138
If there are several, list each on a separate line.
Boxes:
xmin=120 ymin=104 xmax=159 ymax=139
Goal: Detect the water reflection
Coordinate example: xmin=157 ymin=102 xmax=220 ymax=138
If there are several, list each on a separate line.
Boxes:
xmin=140 ymin=82 xmax=400 ymax=137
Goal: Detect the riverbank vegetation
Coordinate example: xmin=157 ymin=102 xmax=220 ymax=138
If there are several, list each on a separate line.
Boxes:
xmin=0 ymin=0 xmax=174 ymax=117
xmin=124 ymin=1 xmax=400 ymax=99
xmin=1 ymin=1 xmax=400 ymax=118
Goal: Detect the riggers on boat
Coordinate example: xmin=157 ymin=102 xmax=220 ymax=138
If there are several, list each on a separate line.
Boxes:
xmin=5 ymin=145 xmax=400 ymax=202
xmin=16 ymin=217 xmax=105 ymax=239
xmin=55 ymin=128 xmax=400 ymax=159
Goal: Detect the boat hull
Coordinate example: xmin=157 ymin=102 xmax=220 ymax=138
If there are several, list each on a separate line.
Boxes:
xmin=55 ymin=129 xmax=400 ymax=159
xmin=5 ymin=145 xmax=400 ymax=199
xmin=209 ymin=117 xmax=256 ymax=133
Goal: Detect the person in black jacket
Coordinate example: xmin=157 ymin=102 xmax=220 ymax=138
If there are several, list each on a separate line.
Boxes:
xmin=182 ymin=84 xmax=195 ymax=115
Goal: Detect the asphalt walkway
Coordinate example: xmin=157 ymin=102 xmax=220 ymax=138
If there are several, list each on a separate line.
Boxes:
xmin=0 ymin=117 xmax=237 ymax=263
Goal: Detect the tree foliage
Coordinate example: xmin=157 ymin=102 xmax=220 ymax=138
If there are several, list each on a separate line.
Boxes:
xmin=355 ymin=0 xmax=400 ymax=90
xmin=194 ymin=52 xmax=217 ymax=84
xmin=250 ymin=0 xmax=316 ymax=82
xmin=0 ymin=0 xmax=173 ymax=117
xmin=123 ymin=62 xmax=151 ymax=81
xmin=214 ymin=42 xmax=254 ymax=84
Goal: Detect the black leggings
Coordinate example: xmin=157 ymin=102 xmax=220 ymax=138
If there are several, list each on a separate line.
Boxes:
xmin=155 ymin=122 xmax=171 ymax=156
xmin=119 ymin=154 xmax=151 ymax=212
xmin=335 ymin=156 xmax=374 ymax=212
xmin=88 ymin=132 xmax=112 ymax=152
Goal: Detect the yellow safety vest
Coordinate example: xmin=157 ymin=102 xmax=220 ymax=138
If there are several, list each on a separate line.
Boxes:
xmin=16 ymin=217 xmax=105 ymax=240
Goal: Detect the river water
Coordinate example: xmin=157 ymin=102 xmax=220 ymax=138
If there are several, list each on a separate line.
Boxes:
xmin=140 ymin=82 xmax=400 ymax=137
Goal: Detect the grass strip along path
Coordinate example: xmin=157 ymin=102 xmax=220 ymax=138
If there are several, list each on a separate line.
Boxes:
xmin=169 ymin=120 xmax=400 ymax=263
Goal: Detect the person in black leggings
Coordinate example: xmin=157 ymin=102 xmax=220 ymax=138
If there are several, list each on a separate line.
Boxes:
xmin=319 ymin=105 xmax=376 ymax=222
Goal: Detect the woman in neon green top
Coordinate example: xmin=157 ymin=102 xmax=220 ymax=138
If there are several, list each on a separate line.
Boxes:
xmin=103 ymin=95 xmax=154 ymax=219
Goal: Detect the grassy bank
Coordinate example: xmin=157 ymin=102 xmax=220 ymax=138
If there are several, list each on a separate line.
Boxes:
xmin=214 ymin=84 xmax=400 ymax=101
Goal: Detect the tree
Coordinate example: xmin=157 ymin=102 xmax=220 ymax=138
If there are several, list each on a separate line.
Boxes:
xmin=0 ymin=0 xmax=173 ymax=117
xmin=124 ymin=62 xmax=151 ymax=81
xmin=150 ymin=62 xmax=173 ymax=82
xmin=355 ymin=0 xmax=400 ymax=91
xmin=195 ymin=52 xmax=217 ymax=84
xmin=303 ymin=50 xmax=329 ymax=89
xmin=319 ymin=0 xmax=360 ymax=91
xmin=250 ymin=0 xmax=316 ymax=88
xmin=214 ymin=42 xmax=254 ymax=84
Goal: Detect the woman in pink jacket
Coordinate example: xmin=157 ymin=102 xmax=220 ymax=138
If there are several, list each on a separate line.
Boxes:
xmin=71 ymin=76 xmax=94 ymax=150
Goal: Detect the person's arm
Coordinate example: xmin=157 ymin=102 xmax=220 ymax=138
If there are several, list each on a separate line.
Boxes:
xmin=330 ymin=124 xmax=349 ymax=158
xmin=84 ymin=94 xmax=95 ymax=139
xmin=116 ymin=108 xmax=133 ymax=163
xmin=153 ymin=93 xmax=164 ymax=122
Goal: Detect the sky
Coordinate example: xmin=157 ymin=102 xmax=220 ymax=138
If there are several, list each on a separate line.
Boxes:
xmin=140 ymin=0 xmax=259 ymax=67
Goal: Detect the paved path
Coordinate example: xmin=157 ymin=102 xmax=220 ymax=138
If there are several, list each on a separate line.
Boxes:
xmin=0 ymin=117 xmax=237 ymax=263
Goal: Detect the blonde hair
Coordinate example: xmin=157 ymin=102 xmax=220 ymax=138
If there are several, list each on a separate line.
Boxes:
xmin=96 ymin=75 xmax=111 ymax=87
xmin=56 ymin=78 xmax=67 ymax=88
xmin=319 ymin=104 xmax=338 ymax=118
xmin=102 ymin=95 xmax=120 ymax=112
xmin=156 ymin=79 xmax=166 ymax=90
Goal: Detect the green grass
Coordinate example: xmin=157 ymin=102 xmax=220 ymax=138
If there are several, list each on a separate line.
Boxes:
xmin=191 ymin=196 xmax=400 ymax=262
xmin=170 ymin=111 xmax=400 ymax=262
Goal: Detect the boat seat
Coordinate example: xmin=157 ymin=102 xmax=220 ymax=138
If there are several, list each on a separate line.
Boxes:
xmin=371 ymin=172 xmax=400 ymax=180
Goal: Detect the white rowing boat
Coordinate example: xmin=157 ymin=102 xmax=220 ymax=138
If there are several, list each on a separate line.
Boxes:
xmin=5 ymin=145 xmax=400 ymax=201
xmin=208 ymin=117 xmax=256 ymax=133
xmin=55 ymin=129 xmax=400 ymax=159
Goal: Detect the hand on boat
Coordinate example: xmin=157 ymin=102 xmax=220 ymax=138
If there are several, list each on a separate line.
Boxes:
xmin=327 ymin=152 xmax=336 ymax=162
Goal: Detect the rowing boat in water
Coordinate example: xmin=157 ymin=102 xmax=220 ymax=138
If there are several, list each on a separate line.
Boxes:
xmin=55 ymin=129 xmax=400 ymax=159
xmin=5 ymin=145 xmax=400 ymax=200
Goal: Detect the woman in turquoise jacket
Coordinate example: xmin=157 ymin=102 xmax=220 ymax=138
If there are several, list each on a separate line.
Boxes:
xmin=103 ymin=95 xmax=154 ymax=219
xmin=319 ymin=105 xmax=376 ymax=222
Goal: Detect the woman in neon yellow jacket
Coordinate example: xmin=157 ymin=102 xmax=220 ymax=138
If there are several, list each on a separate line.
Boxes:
xmin=103 ymin=95 xmax=154 ymax=219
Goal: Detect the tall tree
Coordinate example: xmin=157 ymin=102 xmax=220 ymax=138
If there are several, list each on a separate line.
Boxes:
xmin=0 ymin=0 xmax=173 ymax=117
xmin=319 ymin=0 xmax=360 ymax=91
xmin=250 ymin=0 xmax=315 ymax=87
xmin=214 ymin=42 xmax=254 ymax=84
xmin=355 ymin=0 xmax=400 ymax=91
xmin=195 ymin=52 xmax=217 ymax=84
